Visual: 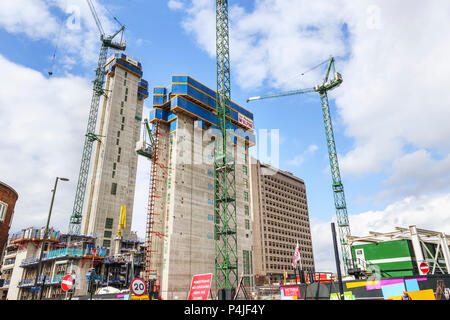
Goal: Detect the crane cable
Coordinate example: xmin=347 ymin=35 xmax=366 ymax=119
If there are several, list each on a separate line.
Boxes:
xmin=48 ymin=0 xmax=68 ymax=77
xmin=300 ymin=57 xmax=330 ymax=76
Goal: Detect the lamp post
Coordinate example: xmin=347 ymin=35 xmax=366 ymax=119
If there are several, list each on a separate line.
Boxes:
xmin=32 ymin=177 xmax=69 ymax=300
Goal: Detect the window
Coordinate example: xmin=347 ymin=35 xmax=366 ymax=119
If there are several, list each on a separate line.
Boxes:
xmin=244 ymin=191 xmax=249 ymax=201
xmin=124 ymin=95 xmax=128 ymax=102
xmin=103 ymin=240 xmax=111 ymax=247
xmin=112 ymin=171 xmax=115 ymax=178
xmin=245 ymin=219 xmax=250 ymax=230
xmin=117 ymin=131 xmax=120 ymax=137
xmin=121 ymin=124 xmax=124 ymax=130
xmin=244 ymin=205 xmax=249 ymax=216
xmin=118 ymin=147 xmax=121 ymax=154
xmin=124 ymin=79 xmax=126 ymax=86
xmin=124 ymin=71 xmax=128 ymax=78
xmin=116 ymin=139 xmax=119 ymax=145
xmin=104 ymin=231 xmax=112 ymax=238
xmin=125 ymin=88 xmax=128 ymax=95
xmin=122 ymin=117 xmax=125 ymax=123
xmin=243 ymin=165 xmax=248 ymax=175
xmin=243 ymin=178 xmax=248 ymax=188
xmin=111 ymin=182 xmax=117 ymax=195
xmin=105 ymin=218 xmax=114 ymax=229
xmin=117 ymin=155 xmax=120 ymax=162
xmin=0 ymin=201 xmax=7 ymax=222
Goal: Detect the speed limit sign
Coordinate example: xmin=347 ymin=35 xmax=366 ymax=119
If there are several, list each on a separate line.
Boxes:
xmin=130 ymin=278 xmax=147 ymax=296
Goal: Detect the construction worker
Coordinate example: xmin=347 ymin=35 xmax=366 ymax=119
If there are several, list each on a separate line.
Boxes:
xmin=401 ymin=291 xmax=412 ymax=300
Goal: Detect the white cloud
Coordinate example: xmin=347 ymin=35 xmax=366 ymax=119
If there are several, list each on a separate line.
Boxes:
xmin=0 ymin=0 xmax=59 ymax=39
xmin=0 ymin=55 xmax=91 ymax=233
xmin=168 ymin=0 xmax=185 ymax=11
xmin=286 ymin=144 xmax=318 ymax=167
xmin=311 ymin=192 xmax=450 ymax=272
xmin=0 ymin=0 xmax=120 ymax=71
xmin=171 ymin=0 xmax=450 ymax=203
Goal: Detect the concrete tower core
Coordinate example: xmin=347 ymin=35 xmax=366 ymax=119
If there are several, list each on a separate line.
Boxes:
xmin=149 ymin=76 xmax=256 ymax=299
xmin=81 ymin=53 xmax=149 ymax=254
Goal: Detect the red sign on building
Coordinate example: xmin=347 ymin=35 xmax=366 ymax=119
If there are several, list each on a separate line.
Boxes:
xmin=188 ymin=273 xmax=213 ymax=300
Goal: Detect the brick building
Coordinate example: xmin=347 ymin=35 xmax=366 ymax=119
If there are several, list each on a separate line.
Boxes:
xmin=0 ymin=181 xmax=18 ymax=263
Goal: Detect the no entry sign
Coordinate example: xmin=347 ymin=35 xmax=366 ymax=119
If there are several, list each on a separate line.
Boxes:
xmin=61 ymin=274 xmax=74 ymax=292
xmin=130 ymin=278 xmax=147 ymax=296
xmin=188 ymin=273 xmax=213 ymax=300
xmin=419 ymin=262 xmax=430 ymax=274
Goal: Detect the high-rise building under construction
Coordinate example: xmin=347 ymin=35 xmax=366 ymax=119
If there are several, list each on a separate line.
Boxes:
xmin=147 ymin=75 xmax=255 ymax=299
xmin=81 ymin=53 xmax=149 ymax=254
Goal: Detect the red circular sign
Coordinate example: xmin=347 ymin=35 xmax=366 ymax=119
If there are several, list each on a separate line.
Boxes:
xmin=130 ymin=278 xmax=147 ymax=296
xmin=61 ymin=274 xmax=74 ymax=291
xmin=419 ymin=262 xmax=429 ymax=274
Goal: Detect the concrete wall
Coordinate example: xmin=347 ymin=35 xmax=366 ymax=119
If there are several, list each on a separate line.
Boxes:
xmin=152 ymin=113 xmax=253 ymax=299
xmin=82 ymin=66 xmax=144 ymax=254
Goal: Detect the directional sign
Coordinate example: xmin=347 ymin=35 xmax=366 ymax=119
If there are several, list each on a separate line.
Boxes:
xmin=130 ymin=278 xmax=147 ymax=296
xmin=419 ymin=262 xmax=430 ymax=274
xmin=61 ymin=274 xmax=74 ymax=292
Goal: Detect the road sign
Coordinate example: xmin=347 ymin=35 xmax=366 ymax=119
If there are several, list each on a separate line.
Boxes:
xmin=187 ymin=273 xmax=213 ymax=300
xmin=419 ymin=262 xmax=430 ymax=274
xmin=61 ymin=274 xmax=74 ymax=292
xmin=130 ymin=278 xmax=147 ymax=296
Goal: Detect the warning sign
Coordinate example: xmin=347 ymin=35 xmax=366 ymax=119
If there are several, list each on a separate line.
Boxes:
xmin=280 ymin=286 xmax=301 ymax=300
xmin=188 ymin=273 xmax=213 ymax=300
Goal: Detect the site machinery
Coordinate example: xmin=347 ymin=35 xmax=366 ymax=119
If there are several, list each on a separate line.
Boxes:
xmin=214 ymin=0 xmax=239 ymax=294
xmin=247 ymin=57 xmax=353 ymax=275
xmin=69 ymin=0 xmax=126 ymax=234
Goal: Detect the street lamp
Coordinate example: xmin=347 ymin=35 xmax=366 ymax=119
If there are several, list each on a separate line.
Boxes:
xmin=32 ymin=176 xmax=69 ymax=300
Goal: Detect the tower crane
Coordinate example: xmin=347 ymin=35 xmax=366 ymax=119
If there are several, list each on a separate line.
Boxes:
xmin=69 ymin=0 xmax=126 ymax=234
xmin=247 ymin=57 xmax=353 ymax=275
xmin=135 ymin=119 xmax=154 ymax=159
xmin=214 ymin=0 xmax=238 ymax=296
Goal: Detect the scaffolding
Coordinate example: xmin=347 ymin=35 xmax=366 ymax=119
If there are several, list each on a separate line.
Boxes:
xmin=143 ymin=120 xmax=162 ymax=282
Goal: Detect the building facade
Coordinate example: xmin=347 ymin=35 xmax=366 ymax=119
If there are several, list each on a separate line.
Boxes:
xmin=0 ymin=181 xmax=18 ymax=264
xmin=81 ymin=53 xmax=149 ymax=254
xmin=250 ymin=159 xmax=315 ymax=284
xmin=0 ymin=226 xmax=144 ymax=300
xmin=147 ymin=75 xmax=256 ymax=299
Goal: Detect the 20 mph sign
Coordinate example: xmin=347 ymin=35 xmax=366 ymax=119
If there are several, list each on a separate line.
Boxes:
xmin=130 ymin=278 xmax=147 ymax=296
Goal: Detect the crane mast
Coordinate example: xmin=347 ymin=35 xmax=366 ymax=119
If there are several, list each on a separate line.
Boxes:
xmin=247 ymin=57 xmax=352 ymax=274
xmin=214 ymin=0 xmax=238 ymax=293
xmin=69 ymin=0 xmax=126 ymax=234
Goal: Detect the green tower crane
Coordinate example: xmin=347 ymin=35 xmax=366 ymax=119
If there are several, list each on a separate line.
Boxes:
xmin=214 ymin=0 xmax=238 ymax=296
xmin=247 ymin=57 xmax=353 ymax=275
xmin=68 ymin=0 xmax=126 ymax=234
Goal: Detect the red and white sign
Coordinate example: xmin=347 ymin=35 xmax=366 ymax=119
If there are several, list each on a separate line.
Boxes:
xmin=61 ymin=274 xmax=74 ymax=292
xmin=238 ymin=113 xmax=254 ymax=130
xmin=281 ymin=286 xmax=301 ymax=299
xmin=130 ymin=278 xmax=147 ymax=296
xmin=188 ymin=273 xmax=213 ymax=300
xmin=419 ymin=262 xmax=430 ymax=274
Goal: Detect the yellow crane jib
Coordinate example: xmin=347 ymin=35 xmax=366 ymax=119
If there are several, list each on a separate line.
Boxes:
xmin=117 ymin=205 xmax=126 ymax=238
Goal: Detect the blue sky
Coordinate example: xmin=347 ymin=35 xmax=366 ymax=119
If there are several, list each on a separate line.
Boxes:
xmin=2 ymin=0 xmax=450 ymax=272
